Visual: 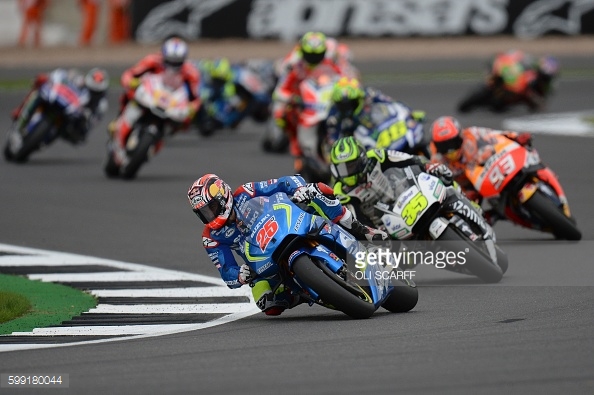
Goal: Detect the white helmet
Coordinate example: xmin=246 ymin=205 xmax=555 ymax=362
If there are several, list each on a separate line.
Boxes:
xmin=161 ymin=37 xmax=188 ymax=69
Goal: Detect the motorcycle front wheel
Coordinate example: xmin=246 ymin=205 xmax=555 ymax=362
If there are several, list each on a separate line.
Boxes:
xmin=292 ymin=255 xmax=376 ymax=319
xmin=524 ymin=190 xmax=582 ymax=241
xmin=4 ymin=118 xmax=51 ymax=163
xmin=103 ymin=147 xmax=120 ymax=178
xmin=437 ymin=226 xmax=504 ymax=283
xmin=121 ymin=132 xmax=156 ymax=180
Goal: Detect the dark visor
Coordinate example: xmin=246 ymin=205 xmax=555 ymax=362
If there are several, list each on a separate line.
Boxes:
xmin=334 ymin=158 xmax=364 ymax=178
xmin=335 ymin=98 xmax=359 ymax=116
xmin=303 ymin=51 xmax=325 ymax=65
xmin=193 ymin=196 xmax=224 ymax=225
xmin=434 ymin=135 xmax=462 ymax=154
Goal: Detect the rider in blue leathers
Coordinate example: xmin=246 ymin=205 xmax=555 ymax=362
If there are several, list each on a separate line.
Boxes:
xmin=188 ymin=174 xmax=387 ymax=316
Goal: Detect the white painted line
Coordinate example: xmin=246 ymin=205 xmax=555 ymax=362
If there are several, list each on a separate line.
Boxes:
xmin=0 ymin=243 xmax=222 ymax=285
xmin=0 ymin=309 xmax=260 ymax=353
xmin=0 ymin=243 xmax=260 ymax=353
xmin=28 ymin=272 xmax=199 ymax=283
xmin=503 ymin=111 xmax=594 ymax=137
xmin=91 ymin=287 xmax=247 ymax=298
xmin=0 ymin=258 xmax=105 ymax=266
xmin=89 ymin=303 xmax=256 ymax=314
xmin=12 ymin=324 xmax=204 ymax=336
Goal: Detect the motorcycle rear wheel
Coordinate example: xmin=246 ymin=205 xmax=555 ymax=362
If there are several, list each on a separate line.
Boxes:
xmin=292 ymin=256 xmax=376 ymax=319
xmin=437 ymin=226 xmax=504 ymax=283
xmin=523 ymin=190 xmax=582 ymax=241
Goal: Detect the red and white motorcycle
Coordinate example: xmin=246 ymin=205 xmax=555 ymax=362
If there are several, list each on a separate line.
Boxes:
xmin=105 ymin=71 xmax=191 ymax=179
xmin=295 ymin=64 xmax=342 ymax=183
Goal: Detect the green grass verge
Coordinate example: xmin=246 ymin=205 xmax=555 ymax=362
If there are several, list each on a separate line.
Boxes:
xmin=0 ymin=291 xmax=32 ymax=323
xmin=0 ymin=273 xmax=97 ymax=335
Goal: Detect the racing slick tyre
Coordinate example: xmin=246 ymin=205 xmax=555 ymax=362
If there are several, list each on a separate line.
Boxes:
xmin=121 ymin=132 xmax=155 ymax=180
xmin=292 ymin=255 xmax=376 ymax=319
xmin=5 ymin=118 xmax=51 ymax=163
xmin=523 ymin=190 xmax=582 ymax=241
xmin=103 ymin=153 xmax=120 ymax=178
xmin=495 ymin=244 xmax=509 ymax=274
xmin=437 ymin=226 xmax=503 ymax=283
xmin=381 ymin=279 xmax=418 ymax=313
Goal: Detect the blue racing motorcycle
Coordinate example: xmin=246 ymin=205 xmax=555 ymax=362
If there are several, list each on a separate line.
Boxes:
xmin=194 ymin=59 xmax=273 ymax=137
xmin=326 ymin=102 xmax=430 ymax=159
xmin=237 ymin=192 xmax=418 ymax=319
xmin=4 ymin=69 xmax=92 ymax=163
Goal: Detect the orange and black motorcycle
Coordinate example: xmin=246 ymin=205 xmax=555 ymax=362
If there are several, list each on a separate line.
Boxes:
xmin=465 ymin=133 xmax=581 ymax=240
xmin=458 ymin=51 xmax=559 ymax=113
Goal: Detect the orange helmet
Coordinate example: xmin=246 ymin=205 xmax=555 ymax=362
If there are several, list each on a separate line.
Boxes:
xmin=431 ymin=116 xmax=463 ymax=160
xmin=188 ymin=174 xmax=234 ymax=230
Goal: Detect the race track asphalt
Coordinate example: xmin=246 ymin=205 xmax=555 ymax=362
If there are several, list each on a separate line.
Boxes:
xmin=0 ymin=55 xmax=593 ymax=394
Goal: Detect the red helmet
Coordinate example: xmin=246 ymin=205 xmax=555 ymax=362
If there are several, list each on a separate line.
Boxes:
xmin=188 ymin=174 xmax=234 ymax=230
xmin=431 ymin=116 xmax=463 ymax=159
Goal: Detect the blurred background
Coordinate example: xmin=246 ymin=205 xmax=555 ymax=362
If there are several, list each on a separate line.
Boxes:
xmin=1 ymin=0 xmax=593 ymax=49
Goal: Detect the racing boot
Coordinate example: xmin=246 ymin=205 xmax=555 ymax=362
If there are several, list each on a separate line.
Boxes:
xmin=252 ymin=281 xmax=290 ymax=316
xmin=338 ymin=208 xmax=388 ymax=241
xmin=110 ymin=117 xmax=132 ymax=167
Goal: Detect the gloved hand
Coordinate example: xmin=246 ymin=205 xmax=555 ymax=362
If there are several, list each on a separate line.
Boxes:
xmin=238 ymin=264 xmax=253 ymax=285
xmin=425 ymin=163 xmax=454 ymax=186
xmin=293 ymin=183 xmax=320 ymax=204
xmin=366 ymin=226 xmax=389 ymax=242
xmin=514 ymin=132 xmax=532 ymax=147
